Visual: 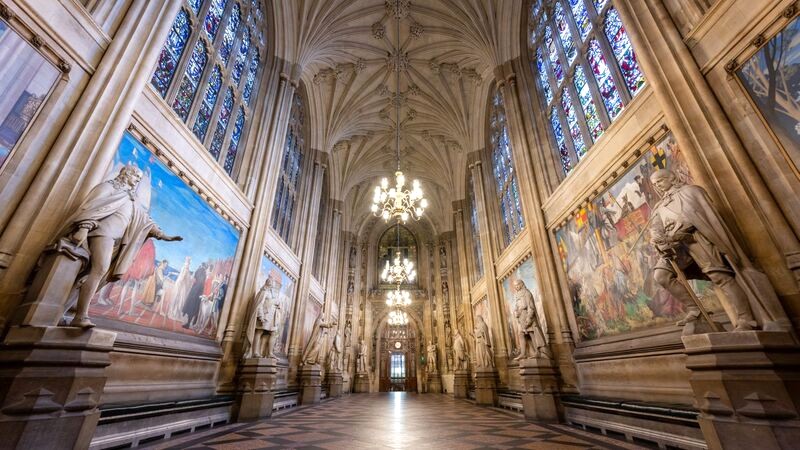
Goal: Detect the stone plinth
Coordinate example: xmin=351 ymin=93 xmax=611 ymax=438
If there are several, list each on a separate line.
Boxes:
xmin=326 ymin=371 xmax=343 ymax=398
xmin=474 ymin=367 xmax=498 ymax=406
xmin=682 ymin=331 xmax=800 ymax=450
xmin=453 ymin=369 xmax=469 ymax=398
xmin=299 ymin=364 xmax=321 ymax=405
xmin=0 ymin=325 xmax=116 ymax=450
xmin=10 ymin=239 xmax=89 ymax=327
xmin=232 ymin=357 xmax=277 ymax=421
xmin=354 ymin=372 xmax=370 ymax=393
xmin=427 ymin=371 xmax=442 ymax=393
xmin=519 ymin=357 xmax=559 ymax=422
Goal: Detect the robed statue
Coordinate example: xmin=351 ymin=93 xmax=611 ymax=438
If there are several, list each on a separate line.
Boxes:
xmin=648 ymin=169 xmax=785 ymax=331
xmin=62 ymin=164 xmax=181 ymax=328
xmin=356 ymin=339 xmax=368 ymax=373
xmin=302 ymin=312 xmax=336 ymax=365
xmin=512 ymin=279 xmax=551 ymax=360
xmin=328 ymin=329 xmax=343 ymax=372
xmin=472 ymin=315 xmax=494 ymax=368
xmin=453 ymin=329 xmax=468 ymax=371
xmin=426 ymin=341 xmax=437 ymax=373
xmin=242 ymin=278 xmax=281 ymax=359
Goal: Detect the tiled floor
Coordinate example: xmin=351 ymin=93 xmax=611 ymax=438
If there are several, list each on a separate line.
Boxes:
xmin=146 ymin=393 xmax=646 ymax=449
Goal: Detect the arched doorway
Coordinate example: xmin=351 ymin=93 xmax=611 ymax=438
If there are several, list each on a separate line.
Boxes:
xmin=378 ymin=322 xmax=418 ymax=392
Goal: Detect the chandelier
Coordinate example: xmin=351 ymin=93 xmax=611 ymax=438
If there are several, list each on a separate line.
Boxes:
xmin=388 ymin=308 xmax=409 ymax=326
xmin=381 ymin=250 xmax=416 ymax=284
xmin=370 ymin=7 xmax=427 ymax=223
xmin=385 ymin=286 xmax=412 ymax=308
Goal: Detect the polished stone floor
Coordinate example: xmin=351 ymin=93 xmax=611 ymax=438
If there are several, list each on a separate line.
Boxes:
xmin=147 ymin=393 xmax=644 ymax=449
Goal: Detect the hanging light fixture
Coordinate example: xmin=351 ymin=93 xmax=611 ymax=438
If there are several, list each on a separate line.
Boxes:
xmin=385 ymin=286 xmax=412 ymax=308
xmin=381 ymin=250 xmax=416 ymax=284
xmin=388 ymin=308 xmax=409 ymax=326
xmin=370 ymin=8 xmax=427 ymax=223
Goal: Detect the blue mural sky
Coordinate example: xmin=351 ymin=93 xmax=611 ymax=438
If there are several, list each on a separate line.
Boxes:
xmin=113 ymin=132 xmax=240 ymax=272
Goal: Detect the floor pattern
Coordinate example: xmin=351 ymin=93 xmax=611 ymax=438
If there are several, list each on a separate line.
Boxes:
xmin=146 ymin=393 xmax=646 ymax=449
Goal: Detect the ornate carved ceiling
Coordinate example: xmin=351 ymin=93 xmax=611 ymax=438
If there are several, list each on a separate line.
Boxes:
xmin=272 ymin=0 xmax=523 ymax=234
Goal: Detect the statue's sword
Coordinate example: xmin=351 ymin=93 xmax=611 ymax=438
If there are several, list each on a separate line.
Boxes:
xmin=667 ymin=256 xmax=721 ymax=332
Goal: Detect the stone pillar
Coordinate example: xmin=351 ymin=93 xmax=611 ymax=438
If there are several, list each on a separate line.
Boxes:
xmin=299 ymin=364 xmax=321 ymax=405
xmin=682 ymin=331 xmax=800 ymax=450
xmin=519 ymin=358 xmax=559 ymax=422
xmin=0 ymin=326 xmax=116 ymax=449
xmin=232 ymin=358 xmax=278 ymax=421
xmin=474 ymin=367 xmax=498 ymax=406
xmin=453 ymin=369 xmax=469 ymax=398
xmin=354 ymin=373 xmax=370 ymax=393
xmin=325 ymin=371 xmax=343 ymax=398
xmin=427 ymin=371 xmax=442 ymax=394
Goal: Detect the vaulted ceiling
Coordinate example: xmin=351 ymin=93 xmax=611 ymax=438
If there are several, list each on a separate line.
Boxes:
xmin=272 ymin=0 xmax=524 ymax=235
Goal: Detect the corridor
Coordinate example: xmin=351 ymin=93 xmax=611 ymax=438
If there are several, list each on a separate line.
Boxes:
xmin=147 ymin=394 xmax=642 ymax=449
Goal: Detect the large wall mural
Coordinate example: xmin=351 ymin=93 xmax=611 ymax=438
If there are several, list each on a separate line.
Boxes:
xmin=303 ymin=297 xmax=323 ymax=347
xmin=500 ymin=258 xmax=546 ymax=357
xmin=258 ymin=255 xmax=296 ymax=357
xmin=555 ymin=132 xmax=720 ymax=340
xmin=472 ymin=296 xmax=492 ymax=345
xmin=0 ymin=20 xmax=60 ymax=170
xmin=737 ymin=15 xmax=800 ymax=172
xmin=89 ymin=132 xmax=240 ymax=338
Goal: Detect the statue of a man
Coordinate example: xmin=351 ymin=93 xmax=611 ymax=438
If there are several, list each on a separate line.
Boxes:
xmin=453 ymin=329 xmax=468 ymax=371
xmin=473 ymin=315 xmax=494 ymax=368
xmin=62 ymin=164 xmax=181 ymax=328
xmin=242 ymin=278 xmax=281 ymax=359
xmin=357 ymin=339 xmax=368 ymax=373
xmin=512 ymin=279 xmax=551 ymax=360
xmin=328 ymin=329 xmax=343 ymax=372
xmin=426 ymin=341 xmax=437 ymax=373
xmin=302 ymin=312 xmax=336 ymax=365
xmin=648 ymin=169 xmax=782 ymax=331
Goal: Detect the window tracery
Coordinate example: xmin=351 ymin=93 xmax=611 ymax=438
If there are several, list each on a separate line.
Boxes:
xmin=272 ymin=92 xmax=306 ymax=245
xmin=150 ymin=0 xmax=266 ymax=178
xmin=489 ymin=88 xmax=525 ymax=246
xmin=468 ymin=174 xmax=484 ymax=280
xmin=529 ymin=0 xmax=645 ymax=176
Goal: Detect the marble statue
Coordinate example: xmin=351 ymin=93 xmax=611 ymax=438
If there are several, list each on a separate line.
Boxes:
xmin=61 ymin=164 xmax=182 ymax=328
xmin=357 ymin=339 xmax=368 ymax=373
xmin=440 ymin=245 xmax=447 ymax=268
xmin=648 ymin=169 xmax=782 ymax=331
xmin=349 ymin=246 xmax=357 ymax=268
xmin=344 ymin=320 xmax=352 ymax=347
xmin=302 ymin=313 xmax=336 ymax=365
xmin=473 ymin=315 xmax=494 ymax=368
xmin=328 ymin=328 xmax=343 ymax=372
xmin=512 ymin=279 xmax=551 ymax=360
xmin=426 ymin=341 xmax=437 ymax=373
xmin=242 ymin=278 xmax=281 ymax=359
xmin=453 ymin=329 xmax=468 ymax=370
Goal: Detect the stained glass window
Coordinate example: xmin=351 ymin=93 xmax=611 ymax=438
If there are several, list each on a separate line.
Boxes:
xmin=224 ymin=107 xmax=245 ymax=174
xmin=272 ymin=93 xmax=306 ymax=245
xmin=489 ymin=88 xmax=525 ymax=247
xmin=172 ymin=39 xmax=208 ymax=121
xmin=151 ymin=9 xmax=191 ymax=98
xmin=468 ymin=174 xmax=484 ymax=280
xmin=604 ymin=8 xmax=645 ymax=96
xmin=150 ymin=0 xmax=267 ymax=179
xmin=529 ymin=0 xmax=646 ymax=176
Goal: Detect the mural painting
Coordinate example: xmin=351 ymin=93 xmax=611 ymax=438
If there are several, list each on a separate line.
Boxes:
xmin=737 ymin=15 xmax=800 ymax=172
xmin=472 ymin=296 xmax=492 ymax=345
xmin=501 ymin=258 xmax=546 ymax=357
xmin=555 ymin=132 xmax=720 ymax=340
xmin=0 ymin=20 xmax=60 ymax=170
xmin=89 ymin=132 xmax=240 ymax=338
xmin=303 ymin=297 xmax=323 ymax=347
xmin=258 ymin=255 xmax=296 ymax=357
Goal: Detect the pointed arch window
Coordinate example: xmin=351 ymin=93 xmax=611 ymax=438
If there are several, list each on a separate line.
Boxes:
xmin=468 ymin=173 xmax=484 ymax=280
xmin=528 ymin=0 xmax=646 ymax=176
xmin=489 ymin=88 xmax=525 ymax=247
xmin=150 ymin=0 xmax=267 ymax=178
xmin=272 ymin=93 xmax=306 ymax=244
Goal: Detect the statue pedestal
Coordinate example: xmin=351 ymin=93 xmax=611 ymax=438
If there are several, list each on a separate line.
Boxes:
xmin=299 ymin=364 xmax=321 ymax=405
xmin=0 ymin=325 xmax=116 ymax=450
xmin=10 ymin=239 xmax=89 ymax=327
xmin=453 ymin=369 xmax=469 ymax=398
xmin=474 ymin=367 xmax=498 ymax=406
xmin=354 ymin=372 xmax=370 ymax=393
xmin=232 ymin=357 xmax=277 ymax=421
xmin=682 ymin=331 xmax=800 ymax=450
xmin=519 ymin=357 xmax=559 ymax=422
xmin=426 ymin=371 xmax=442 ymax=393
xmin=325 ymin=370 xmax=343 ymax=398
